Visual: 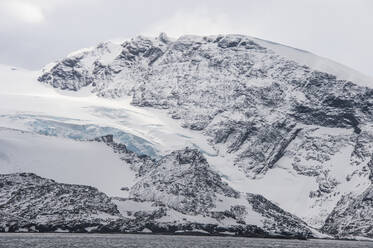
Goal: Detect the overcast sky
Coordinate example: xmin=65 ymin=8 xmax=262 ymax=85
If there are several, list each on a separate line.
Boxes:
xmin=0 ymin=0 xmax=372 ymax=77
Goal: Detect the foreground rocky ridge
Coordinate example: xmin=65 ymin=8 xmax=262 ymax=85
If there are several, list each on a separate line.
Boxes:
xmin=0 ymin=173 xmax=120 ymax=233
xmin=0 ymin=144 xmax=313 ymax=239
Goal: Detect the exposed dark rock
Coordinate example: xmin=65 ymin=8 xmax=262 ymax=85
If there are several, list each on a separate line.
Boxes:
xmin=0 ymin=173 xmax=120 ymax=233
xmin=322 ymin=185 xmax=373 ymax=238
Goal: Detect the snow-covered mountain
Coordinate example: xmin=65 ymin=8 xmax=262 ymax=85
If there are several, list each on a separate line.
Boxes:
xmin=1 ymin=33 xmax=372 ymax=239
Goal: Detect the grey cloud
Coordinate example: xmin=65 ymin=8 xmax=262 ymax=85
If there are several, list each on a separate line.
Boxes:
xmin=0 ymin=0 xmax=372 ymax=78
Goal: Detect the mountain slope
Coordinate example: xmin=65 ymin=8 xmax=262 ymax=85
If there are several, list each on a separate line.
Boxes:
xmin=36 ymin=33 xmax=373 ymax=233
xmin=1 ymin=33 xmax=373 ymax=238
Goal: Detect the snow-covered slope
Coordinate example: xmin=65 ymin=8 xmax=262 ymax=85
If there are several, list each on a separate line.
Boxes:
xmin=251 ymin=38 xmax=373 ymax=87
xmin=0 ymin=128 xmax=136 ymax=197
xmin=1 ymin=33 xmax=373 ymax=238
xmin=0 ymin=64 xmax=212 ymax=157
xmin=36 ymin=33 xmax=373 ymax=235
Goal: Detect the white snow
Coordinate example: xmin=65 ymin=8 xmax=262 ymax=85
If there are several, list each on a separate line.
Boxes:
xmin=0 ymin=64 xmax=216 ymax=198
xmin=157 ymin=209 xmax=220 ymax=225
xmin=112 ymin=198 xmax=158 ymax=218
xmin=352 ymin=236 xmax=373 ymax=242
xmin=85 ymin=226 xmax=98 ymax=232
xmin=206 ymin=125 xmax=372 ymax=229
xmin=139 ymin=228 xmax=152 ymax=233
xmin=252 ymin=37 xmax=373 ymax=87
xmin=219 ymin=231 xmax=235 ymax=235
xmin=0 ymin=65 xmax=214 ymax=157
xmin=0 ymin=62 xmax=368 ymax=230
xmin=0 ymin=128 xmax=136 ymax=197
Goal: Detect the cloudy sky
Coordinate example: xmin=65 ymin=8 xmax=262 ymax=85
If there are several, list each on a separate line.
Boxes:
xmin=0 ymin=0 xmax=372 ymax=77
